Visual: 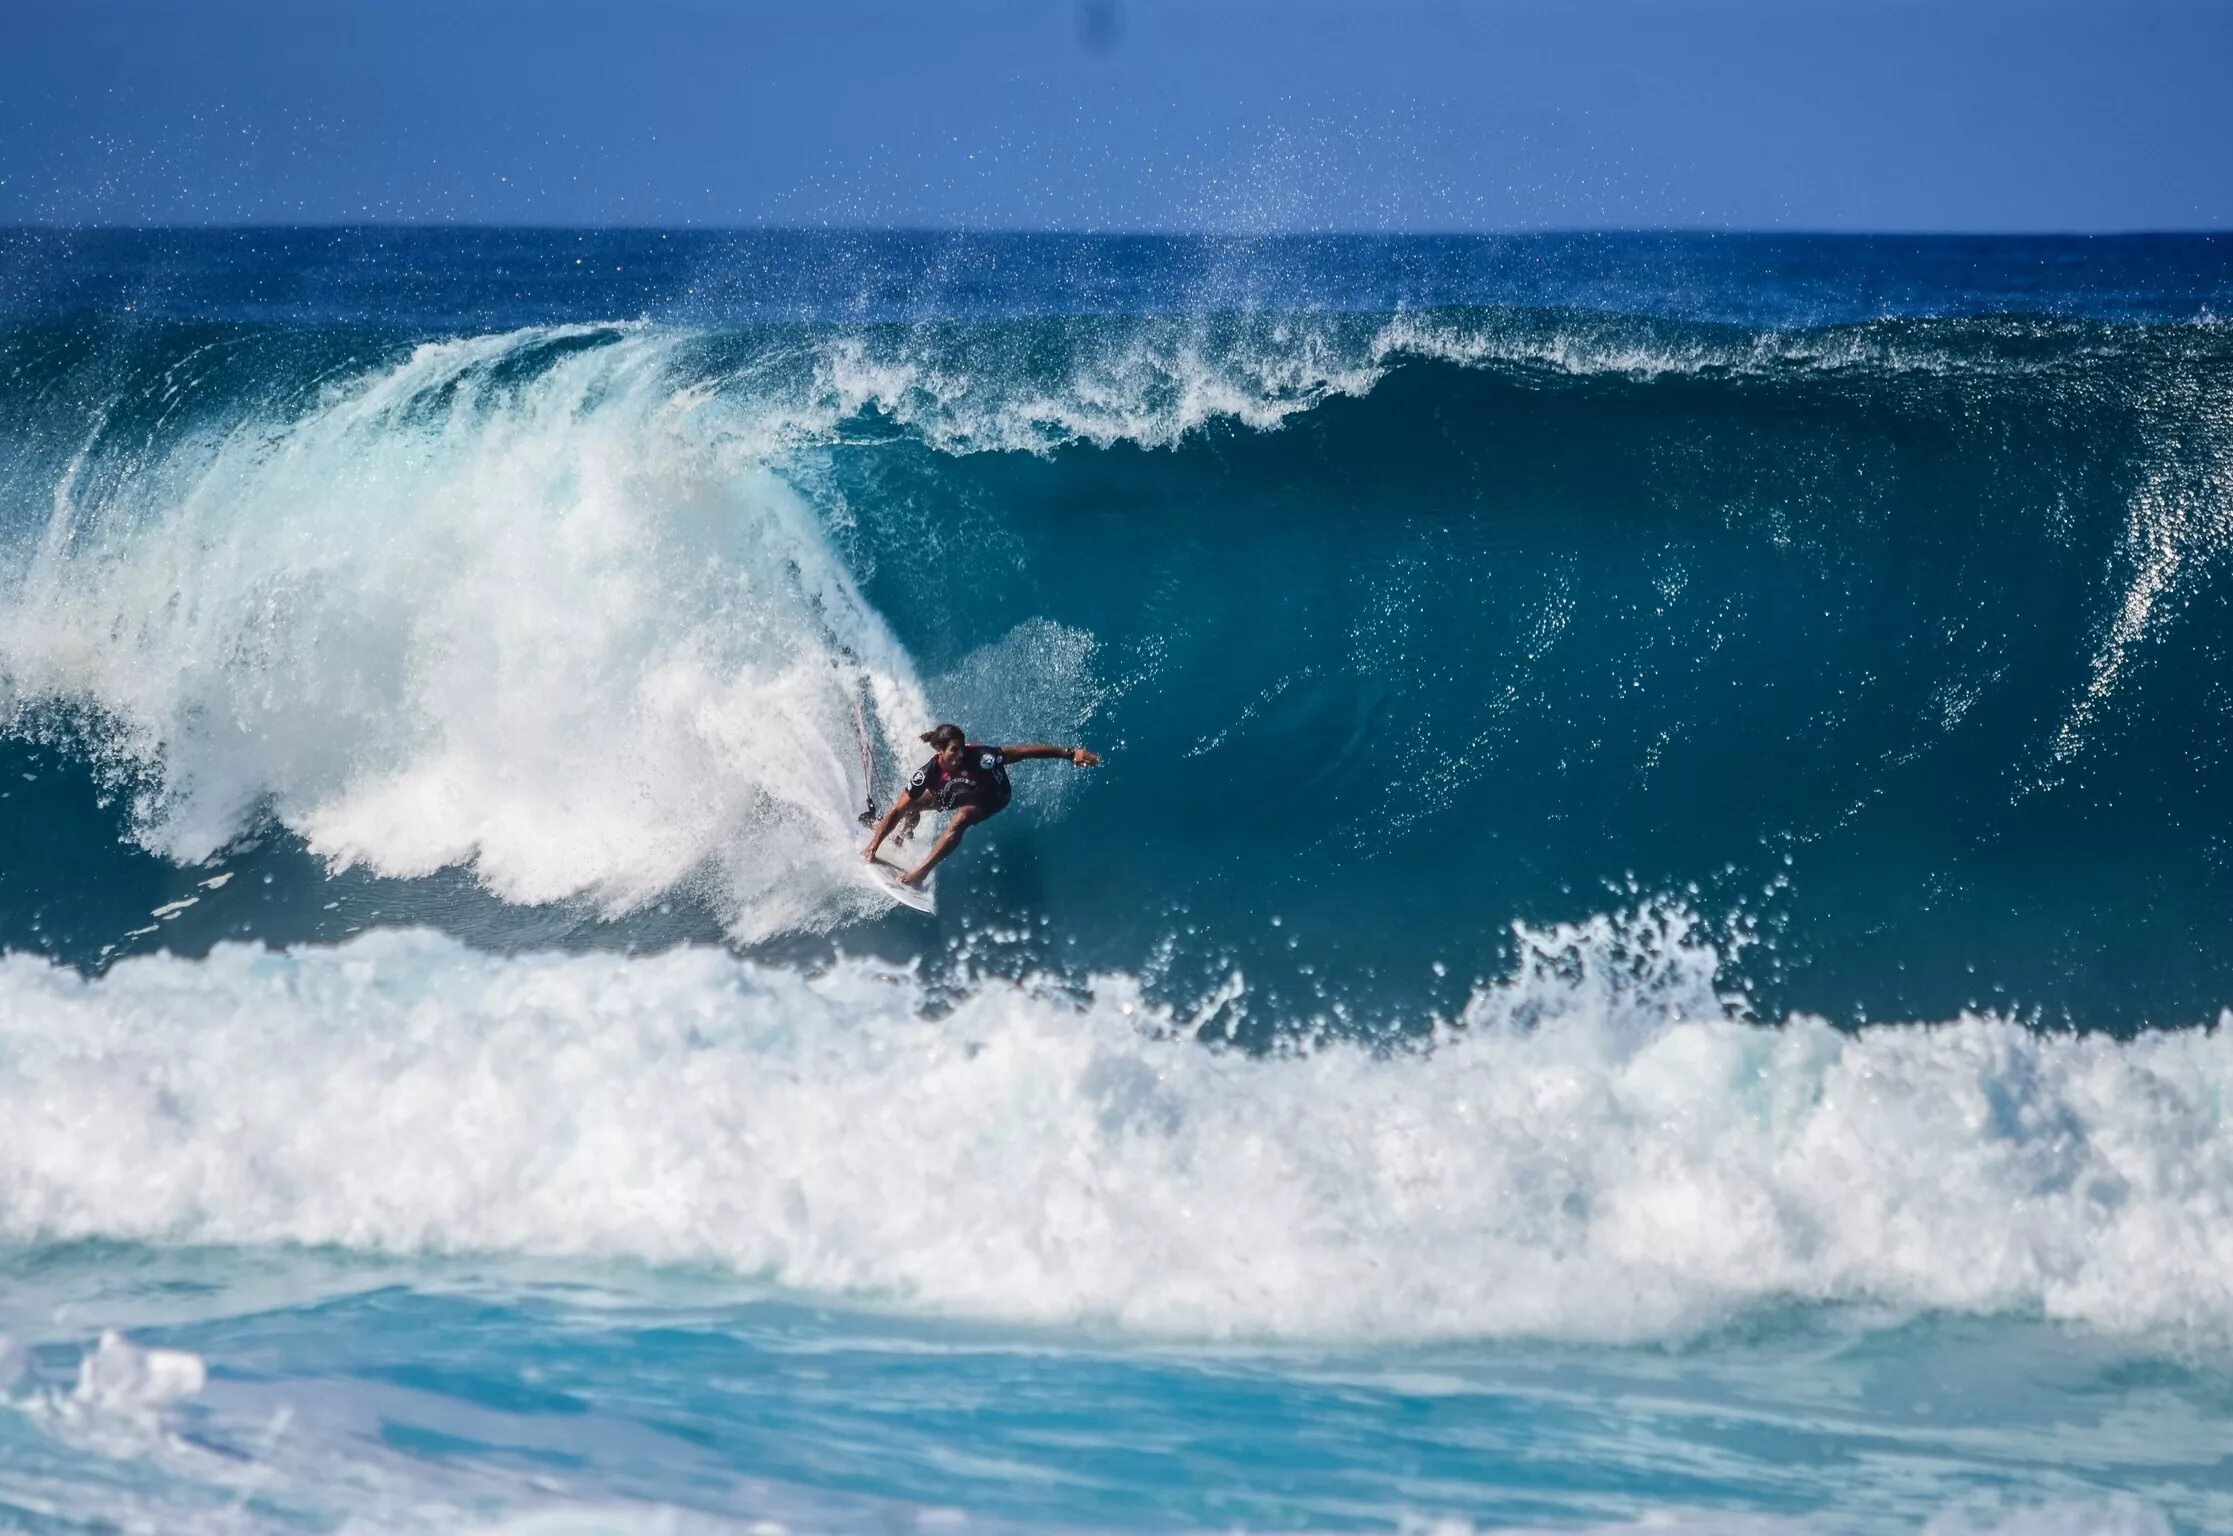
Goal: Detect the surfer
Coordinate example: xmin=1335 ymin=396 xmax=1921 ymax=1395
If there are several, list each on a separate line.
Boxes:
xmin=862 ymin=723 xmax=1101 ymax=886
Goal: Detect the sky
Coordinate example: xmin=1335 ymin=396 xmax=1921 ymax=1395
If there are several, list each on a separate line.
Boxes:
xmin=2 ymin=0 xmax=2230 ymax=232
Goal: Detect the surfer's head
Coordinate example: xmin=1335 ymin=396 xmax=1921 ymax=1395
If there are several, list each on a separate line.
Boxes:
xmin=922 ymin=722 xmax=967 ymax=766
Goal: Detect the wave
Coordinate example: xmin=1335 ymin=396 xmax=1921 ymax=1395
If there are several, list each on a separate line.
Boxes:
xmin=3 ymin=910 xmax=2230 ymax=1344
xmin=3 ymin=306 xmax=2233 ymax=1024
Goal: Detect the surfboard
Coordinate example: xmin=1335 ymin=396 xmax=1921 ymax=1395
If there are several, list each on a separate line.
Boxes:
xmin=868 ymin=849 xmax=936 ymax=913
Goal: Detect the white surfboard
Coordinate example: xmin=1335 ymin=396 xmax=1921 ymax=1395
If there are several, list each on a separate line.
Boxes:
xmin=867 ymin=849 xmax=936 ymax=913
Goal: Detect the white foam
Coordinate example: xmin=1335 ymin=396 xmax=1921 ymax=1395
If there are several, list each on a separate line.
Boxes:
xmin=70 ymin=1331 xmax=207 ymax=1413
xmin=782 ymin=309 xmax=1991 ymax=460
xmin=1 ymin=914 xmax=2230 ymax=1344
xmin=806 ymin=321 xmax=1386 ymax=453
xmin=0 ymin=326 xmax=932 ymax=938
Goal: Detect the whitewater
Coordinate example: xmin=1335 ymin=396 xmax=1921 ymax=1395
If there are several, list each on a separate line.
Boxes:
xmin=9 ymin=919 xmax=2233 ymax=1341
xmin=3 ymin=228 xmax=2233 ymax=1533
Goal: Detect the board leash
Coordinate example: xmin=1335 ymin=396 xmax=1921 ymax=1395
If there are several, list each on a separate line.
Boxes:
xmin=851 ymin=686 xmax=880 ymax=827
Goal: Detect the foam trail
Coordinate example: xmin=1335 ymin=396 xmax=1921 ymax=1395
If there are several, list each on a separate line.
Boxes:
xmin=2 ymin=914 xmax=2231 ymax=1343
xmin=0 ymin=326 xmax=930 ymax=937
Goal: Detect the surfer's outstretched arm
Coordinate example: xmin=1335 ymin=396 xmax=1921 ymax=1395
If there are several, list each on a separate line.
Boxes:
xmin=999 ymin=744 xmax=1102 ymax=767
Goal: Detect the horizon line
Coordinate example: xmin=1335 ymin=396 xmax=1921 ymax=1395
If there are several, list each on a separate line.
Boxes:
xmin=4 ymin=222 xmax=2230 ymax=241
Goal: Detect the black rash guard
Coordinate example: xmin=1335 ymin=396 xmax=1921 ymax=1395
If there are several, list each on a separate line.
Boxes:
xmin=908 ymin=744 xmax=1012 ymax=815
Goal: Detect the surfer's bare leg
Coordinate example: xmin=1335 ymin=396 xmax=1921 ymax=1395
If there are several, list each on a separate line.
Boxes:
xmin=902 ymin=805 xmax=985 ymax=886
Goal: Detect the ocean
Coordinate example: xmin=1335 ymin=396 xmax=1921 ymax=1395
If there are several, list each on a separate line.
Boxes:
xmin=1 ymin=227 xmax=2231 ymax=1533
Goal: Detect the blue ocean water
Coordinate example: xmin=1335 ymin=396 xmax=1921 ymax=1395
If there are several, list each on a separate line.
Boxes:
xmin=2 ymin=228 xmax=2233 ymax=1533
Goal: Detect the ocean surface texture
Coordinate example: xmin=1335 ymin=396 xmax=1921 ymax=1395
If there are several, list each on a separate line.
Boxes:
xmin=2 ymin=229 xmax=2232 ymax=1534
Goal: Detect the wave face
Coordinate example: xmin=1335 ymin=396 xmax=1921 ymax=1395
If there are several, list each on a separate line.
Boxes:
xmin=5 ymin=232 xmax=2233 ymax=1027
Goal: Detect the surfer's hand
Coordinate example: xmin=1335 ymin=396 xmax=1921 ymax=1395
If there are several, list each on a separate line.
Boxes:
xmin=862 ymin=844 xmax=880 ymax=862
xmin=1071 ymin=748 xmax=1101 ymax=767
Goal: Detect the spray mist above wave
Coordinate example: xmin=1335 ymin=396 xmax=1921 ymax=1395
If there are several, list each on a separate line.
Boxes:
xmin=2 ymin=906 xmax=2231 ymax=1344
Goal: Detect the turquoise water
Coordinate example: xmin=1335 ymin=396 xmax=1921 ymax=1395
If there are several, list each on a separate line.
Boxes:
xmin=2 ymin=231 xmax=2233 ymax=1532
xmin=5 ymin=1246 xmax=2227 ymax=1535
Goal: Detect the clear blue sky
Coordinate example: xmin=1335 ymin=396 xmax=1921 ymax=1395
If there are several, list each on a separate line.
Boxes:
xmin=3 ymin=0 xmax=2229 ymax=232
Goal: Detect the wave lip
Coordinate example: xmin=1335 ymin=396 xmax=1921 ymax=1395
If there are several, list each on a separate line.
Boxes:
xmin=3 ymin=914 xmax=2231 ymax=1344
xmin=756 ymin=308 xmax=2226 ymax=457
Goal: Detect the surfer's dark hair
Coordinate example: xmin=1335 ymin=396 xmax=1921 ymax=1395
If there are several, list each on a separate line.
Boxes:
xmin=921 ymin=723 xmax=966 ymax=749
